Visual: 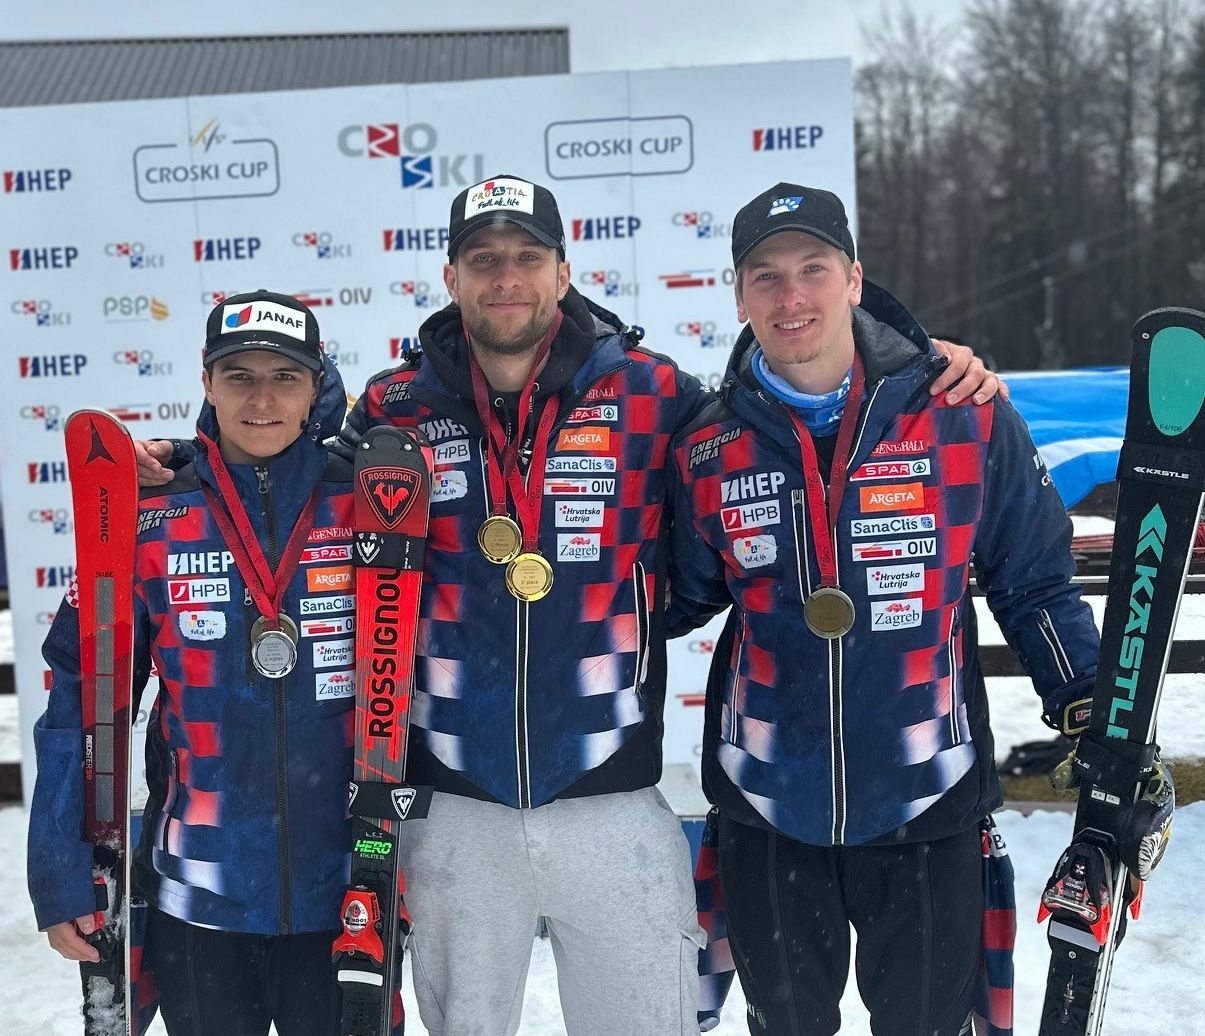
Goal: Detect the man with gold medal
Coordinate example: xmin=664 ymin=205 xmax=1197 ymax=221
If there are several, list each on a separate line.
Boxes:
xmin=668 ymin=186 xmax=1100 ymax=1036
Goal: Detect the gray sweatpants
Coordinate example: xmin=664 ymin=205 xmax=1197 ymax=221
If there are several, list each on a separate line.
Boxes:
xmin=397 ymin=786 xmax=705 ymax=1036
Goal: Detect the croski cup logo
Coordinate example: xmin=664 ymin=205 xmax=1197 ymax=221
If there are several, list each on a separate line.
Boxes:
xmin=359 ymin=466 xmax=421 ymax=529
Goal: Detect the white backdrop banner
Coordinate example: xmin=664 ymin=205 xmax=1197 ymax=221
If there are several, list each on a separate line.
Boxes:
xmin=0 ymin=59 xmax=854 ymax=801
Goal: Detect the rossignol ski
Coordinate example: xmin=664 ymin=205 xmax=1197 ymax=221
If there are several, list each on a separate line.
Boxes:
xmin=333 ymin=426 xmax=434 ymax=1036
xmin=1037 ymin=307 xmax=1204 ymax=1035
xmin=66 ymin=410 xmax=140 ymax=1036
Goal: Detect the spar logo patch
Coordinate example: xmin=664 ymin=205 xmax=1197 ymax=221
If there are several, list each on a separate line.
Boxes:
xmin=359 ymin=465 xmax=422 ymax=529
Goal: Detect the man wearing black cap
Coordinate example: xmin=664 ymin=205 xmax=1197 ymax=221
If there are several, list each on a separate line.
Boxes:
xmin=30 ymin=290 xmax=360 ymax=1034
xmin=669 ymin=187 xmax=1100 ymax=1035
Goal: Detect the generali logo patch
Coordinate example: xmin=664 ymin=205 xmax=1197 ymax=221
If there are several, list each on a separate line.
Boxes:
xmin=556 ymin=426 xmax=610 ymax=451
xmin=307 ymin=566 xmax=353 ymax=592
xmin=870 ymin=438 xmax=926 ymax=458
xmin=859 ymin=482 xmax=925 ymax=513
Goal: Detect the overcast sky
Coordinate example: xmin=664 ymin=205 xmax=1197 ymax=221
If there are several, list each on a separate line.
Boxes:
xmin=1 ymin=1 xmax=973 ymax=71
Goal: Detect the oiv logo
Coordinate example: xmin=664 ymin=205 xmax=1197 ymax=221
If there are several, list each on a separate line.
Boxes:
xmin=660 ymin=270 xmax=717 ymax=290
xmin=578 ymin=269 xmax=636 ymax=298
xmin=675 ymin=321 xmax=736 ymax=349
xmin=570 ymin=216 xmax=641 ymax=241
xmin=383 ymin=227 xmax=450 ymax=251
xmin=752 ymin=125 xmax=825 ymax=151
xmin=105 ymin=241 xmax=165 ymax=269
xmin=20 ymin=404 xmax=63 ymax=430
xmin=103 ymin=295 xmax=170 ymax=322
xmin=545 ymin=116 xmax=693 ymax=179
xmin=112 ymin=402 xmax=192 ymax=424
xmin=19 ymin=354 xmax=87 ymax=378
xmin=672 ymin=211 xmax=732 ymax=239
xmin=336 ymin=122 xmax=485 ymax=190
xmin=389 ymin=280 xmax=451 ymax=309
xmin=293 ymin=232 xmax=351 ymax=259
xmin=133 ymin=118 xmax=280 ymax=202
xmin=4 ymin=168 xmax=71 ymax=193
xmin=113 ymin=349 xmax=173 ymax=377
xmin=288 ymin=287 xmax=372 ymax=310
xmin=9 ymin=246 xmax=78 ymax=271
xmin=11 ymin=299 xmax=71 ymax=326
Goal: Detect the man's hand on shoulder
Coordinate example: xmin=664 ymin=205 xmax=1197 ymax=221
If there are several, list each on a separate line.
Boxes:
xmin=135 ymin=439 xmax=175 ymax=488
xmin=930 ymin=338 xmax=1009 ymax=406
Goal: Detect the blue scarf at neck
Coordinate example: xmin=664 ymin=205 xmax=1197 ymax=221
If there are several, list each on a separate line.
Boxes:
xmin=752 ymin=348 xmax=852 ymax=436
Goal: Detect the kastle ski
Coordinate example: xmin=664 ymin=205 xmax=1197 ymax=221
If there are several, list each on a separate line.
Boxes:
xmin=66 ymin=410 xmax=140 ymax=1036
xmin=333 ymin=426 xmax=434 ymax=1036
xmin=1038 ymin=308 xmax=1204 ymax=1035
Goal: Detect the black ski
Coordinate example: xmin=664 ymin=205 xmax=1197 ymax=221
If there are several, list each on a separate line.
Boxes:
xmin=1038 ymin=307 xmax=1203 ymax=1035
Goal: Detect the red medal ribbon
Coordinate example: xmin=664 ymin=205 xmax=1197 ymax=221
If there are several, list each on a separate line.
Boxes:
xmin=468 ymin=311 xmax=563 ymax=551
xmin=785 ymin=354 xmax=866 ymax=590
xmin=197 ymin=431 xmax=321 ymax=629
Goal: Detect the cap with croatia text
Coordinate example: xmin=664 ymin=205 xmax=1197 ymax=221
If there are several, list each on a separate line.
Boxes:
xmin=731 ymin=184 xmax=857 ymax=268
xmin=447 ymin=175 xmax=565 ymax=259
xmin=203 ymin=289 xmax=323 ymax=372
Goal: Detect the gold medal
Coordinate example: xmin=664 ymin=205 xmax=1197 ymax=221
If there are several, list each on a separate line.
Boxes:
xmin=803 ymin=587 xmax=856 ymax=640
xmin=505 ymin=552 xmax=554 ymax=602
xmin=250 ymin=612 xmax=300 ymax=678
xmin=477 ymin=514 xmax=523 ymax=564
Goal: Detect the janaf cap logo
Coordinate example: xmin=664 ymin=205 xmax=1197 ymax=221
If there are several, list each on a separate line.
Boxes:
xmin=359 ymin=466 xmax=421 ymax=529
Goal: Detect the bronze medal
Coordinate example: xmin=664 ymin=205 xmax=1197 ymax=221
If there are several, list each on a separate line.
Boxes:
xmin=505 ymin=552 xmax=554 ymax=602
xmin=477 ymin=514 xmax=523 ymax=565
xmin=250 ymin=612 xmax=300 ymax=678
xmin=803 ymin=586 xmax=856 ymax=640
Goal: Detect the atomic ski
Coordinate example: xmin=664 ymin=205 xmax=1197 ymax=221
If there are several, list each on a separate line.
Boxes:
xmin=333 ymin=426 xmax=434 ymax=1036
xmin=1038 ymin=308 xmax=1204 ymax=1035
xmin=66 ymin=410 xmax=140 ymax=1036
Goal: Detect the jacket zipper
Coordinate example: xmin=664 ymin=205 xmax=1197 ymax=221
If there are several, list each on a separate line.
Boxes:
xmin=948 ymin=607 xmax=962 ymax=745
xmin=1037 ymin=607 xmax=1075 ymax=683
xmin=256 ymin=466 xmax=292 ymax=934
xmin=632 ymin=561 xmax=649 ymax=709
xmin=725 ymin=613 xmax=746 ymax=743
xmin=159 ymin=748 xmax=180 ymax=853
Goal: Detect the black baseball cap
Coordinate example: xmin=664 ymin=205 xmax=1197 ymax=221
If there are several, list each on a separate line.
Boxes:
xmin=447 ymin=174 xmax=565 ymax=259
xmin=203 ymin=289 xmax=323 ymax=372
xmin=731 ymin=184 xmax=857 ymax=268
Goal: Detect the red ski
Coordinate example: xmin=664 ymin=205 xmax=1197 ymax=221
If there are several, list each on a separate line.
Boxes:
xmin=333 ymin=426 xmax=434 ymax=1036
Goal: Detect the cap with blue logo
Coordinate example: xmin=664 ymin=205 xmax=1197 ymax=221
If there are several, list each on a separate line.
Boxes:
xmin=203 ymin=289 xmax=323 ymax=372
xmin=731 ymin=183 xmax=857 ymax=269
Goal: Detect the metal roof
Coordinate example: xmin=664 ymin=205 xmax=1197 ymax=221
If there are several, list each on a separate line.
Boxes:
xmin=0 ymin=29 xmax=569 ymax=107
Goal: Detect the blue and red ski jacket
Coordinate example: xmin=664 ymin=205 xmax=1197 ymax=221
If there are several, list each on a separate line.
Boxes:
xmin=341 ymin=287 xmax=709 ymax=808
xmin=28 ymin=357 xmax=357 ymax=935
xmin=668 ymin=284 xmax=1101 ymax=846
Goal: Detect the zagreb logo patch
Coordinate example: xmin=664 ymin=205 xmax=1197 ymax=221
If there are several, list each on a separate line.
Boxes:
xmin=359 ymin=466 xmax=422 ymax=529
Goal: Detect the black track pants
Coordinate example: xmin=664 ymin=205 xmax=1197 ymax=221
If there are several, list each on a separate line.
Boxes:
xmin=717 ymin=816 xmax=983 ymax=1036
xmin=147 ymin=907 xmax=341 ymax=1036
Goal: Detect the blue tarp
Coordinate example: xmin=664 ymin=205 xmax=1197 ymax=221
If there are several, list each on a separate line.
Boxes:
xmin=1004 ymin=367 xmax=1128 ymax=509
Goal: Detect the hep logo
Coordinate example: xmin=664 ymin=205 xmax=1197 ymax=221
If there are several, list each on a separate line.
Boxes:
xmin=389 ymin=336 xmax=420 ymax=359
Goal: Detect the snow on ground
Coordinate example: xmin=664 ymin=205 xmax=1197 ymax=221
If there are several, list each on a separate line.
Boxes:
xmin=3 ymin=802 xmax=1204 ymax=1034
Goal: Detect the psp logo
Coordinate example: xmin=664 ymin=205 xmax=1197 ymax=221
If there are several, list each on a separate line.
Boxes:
xmin=577 ymin=269 xmax=637 ymax=298
xmin=28 ymin=508 xmax=72 ymax=535
xmin=337 ymin=122 xmax=485 ymax=191
xmin=9 ymin=246 xmax=78 ymax=271
xmin=389 ymin=280 xmax=451 ymax=309
xmin=4 ymin=168 xmax=72 ymax=193
xmin=672 ymin=211 xmax=732 ymax=239
xmin=104 ymin=241 xmax=165 ymax=269
xmin=675 ymin=321 xmax=736 ymax=350
xmin=194 ymin=237 xmax=261 ymax=262
xmin=570 ymin=216 xmax=641 ymax=242
xmin=11 ymin=299 xmax=71 ymax=327
xmin=103 ymin=295 xmax=170 ymax=322
xmin=752 ymin=125 xmax=825 ymax=151
xmin=292 ymin=232 xmax=351 ymax=259
xmin=113 ymin=349 xmax=173 ymax=377
xmin=20 ymin=404 xmax=64 ymax=430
